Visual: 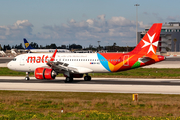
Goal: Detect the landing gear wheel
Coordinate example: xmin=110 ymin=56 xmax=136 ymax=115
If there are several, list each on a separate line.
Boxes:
xmin=84 ymin=76 xmax=88 ymax=81
xmin=88 ymin=76 xmax=91 ymax=81
xmin=25 ymin=77 xmax=30 ymax=81
xmin=65 ymin=77 xmax=73 ymax=83
xmin=84 ymin=76 xmax=91 ymax=81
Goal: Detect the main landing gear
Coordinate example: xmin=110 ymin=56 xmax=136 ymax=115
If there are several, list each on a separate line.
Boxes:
xmin=64 ymin=74 xmax=91 ymax=83
xmin=84 ymin=74 xmax=91 ymax=81
xmin=25 ymin=72 xmax=30 ymax=80
xmin=65 ymin=77 xmax=73 ymax=83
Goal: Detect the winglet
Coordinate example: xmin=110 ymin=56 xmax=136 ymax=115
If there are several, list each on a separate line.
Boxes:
xmin=50 ymin=49 xmax=57 ymax=61
xmin=23 ymin=38 xmax=34 ymax=49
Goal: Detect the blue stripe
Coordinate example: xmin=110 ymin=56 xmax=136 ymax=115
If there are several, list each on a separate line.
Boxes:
xmin=97 ymin=53 xmax=111 ymax=72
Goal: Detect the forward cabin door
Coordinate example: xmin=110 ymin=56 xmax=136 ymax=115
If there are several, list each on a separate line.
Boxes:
xmin=123 ymin=55 xmax=129 ymax=66
xmin=20 ymin=55 xmax=26 ymax=66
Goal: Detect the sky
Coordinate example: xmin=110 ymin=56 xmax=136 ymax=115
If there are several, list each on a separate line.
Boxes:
xmin=0 ymin=0 xmax=180 ymax=48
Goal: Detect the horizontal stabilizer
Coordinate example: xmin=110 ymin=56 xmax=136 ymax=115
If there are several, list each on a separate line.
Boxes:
xmin=138 ymin=57 xmax=153 ymax=63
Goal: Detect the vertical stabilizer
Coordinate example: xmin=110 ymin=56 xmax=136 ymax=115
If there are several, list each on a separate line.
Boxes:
xmin=23 ymin=38 xmax=34 ymax=49
xmin=130 ymin=23 xmax=162 ymax=57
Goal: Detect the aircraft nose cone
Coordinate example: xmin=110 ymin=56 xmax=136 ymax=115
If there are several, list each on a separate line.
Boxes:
xmin=7 ymin=62 xmax=12 ymax=70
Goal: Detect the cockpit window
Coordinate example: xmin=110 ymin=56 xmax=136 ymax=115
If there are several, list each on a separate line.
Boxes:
xmin=13 ymin=58 xmax=16 ymax=61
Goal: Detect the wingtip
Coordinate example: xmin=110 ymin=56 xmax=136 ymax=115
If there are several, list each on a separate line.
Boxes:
xmin=50 ymin=49 xmax=57 ymax=61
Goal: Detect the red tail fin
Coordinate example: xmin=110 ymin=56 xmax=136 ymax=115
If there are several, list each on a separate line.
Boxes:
xmin=130 ymin=23 xmax=162 ymax=56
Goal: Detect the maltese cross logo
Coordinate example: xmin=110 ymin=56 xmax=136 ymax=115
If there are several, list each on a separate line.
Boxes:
xmin=142 ymin=33 xmax=158 ymax=54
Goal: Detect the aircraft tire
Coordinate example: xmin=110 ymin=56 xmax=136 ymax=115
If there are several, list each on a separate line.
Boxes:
xmin=25 ymin=77 xmax=30 ymax=80
xmin=84 ymin=76 xmax=91 ymax=81
xmin=84 ymin=76 xmax=88 ymax=81
xmin=65 ymin=77 xmax=73 ymax=83
xmin=88 ymin=76 xmax=91 ymax=81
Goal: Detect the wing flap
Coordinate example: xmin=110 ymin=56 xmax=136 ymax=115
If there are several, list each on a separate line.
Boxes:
xmin=68 ymin=66 xmax=93 ymax=73
xmin=47 ymin=61 xmax=93 ymax=74
xmin=46 ymin=50 xmax=93 ymax=74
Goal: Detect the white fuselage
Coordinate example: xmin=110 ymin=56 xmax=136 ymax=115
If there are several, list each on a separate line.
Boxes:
xmin=7 ymin=53 xmax=109 ymax=73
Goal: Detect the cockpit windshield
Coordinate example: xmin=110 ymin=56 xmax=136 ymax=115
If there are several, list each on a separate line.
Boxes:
xmin=13 ymin=58 xmax=16 ymax=61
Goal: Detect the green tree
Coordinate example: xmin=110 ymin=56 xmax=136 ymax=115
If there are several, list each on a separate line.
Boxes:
xmin=50 ymin=44 xmax=57 ymax=49
xmin=30 ymin=42 xmax=39 ymax=49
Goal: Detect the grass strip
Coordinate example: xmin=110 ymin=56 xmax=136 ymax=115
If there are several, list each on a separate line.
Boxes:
xmin=0 ymin=91 xmax=180 ymax=119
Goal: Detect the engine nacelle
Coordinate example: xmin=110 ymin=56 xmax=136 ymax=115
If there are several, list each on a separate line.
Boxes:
xmin=34 ymin=67 xmax=56 ymax=80
xmin=63 ymin=74 xmax=84 ymax=78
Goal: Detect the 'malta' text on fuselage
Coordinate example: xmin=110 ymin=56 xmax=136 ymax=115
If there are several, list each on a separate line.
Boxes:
xmin=27 ymin=55 xmax=49 ymax=63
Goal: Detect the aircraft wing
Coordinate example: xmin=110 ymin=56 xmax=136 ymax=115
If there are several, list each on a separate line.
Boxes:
xmin=47 ymin=61 xmax=93 ymax=74
xmin=46 ymin=49 xmax=93 ymax=74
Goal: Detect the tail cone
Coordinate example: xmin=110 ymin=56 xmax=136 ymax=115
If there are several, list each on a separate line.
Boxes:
xmin=157 ymin=55 xmax=165 ymax=61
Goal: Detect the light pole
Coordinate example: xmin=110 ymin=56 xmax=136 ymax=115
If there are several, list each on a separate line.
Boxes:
xmin=134 ymin=4 xmax=140 ymax=45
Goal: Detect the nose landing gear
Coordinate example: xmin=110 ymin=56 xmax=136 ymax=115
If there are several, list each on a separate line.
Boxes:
xmin=25 ymin=72 xmax=30 ymax=80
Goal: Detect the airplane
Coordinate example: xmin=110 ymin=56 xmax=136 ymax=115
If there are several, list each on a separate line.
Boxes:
xmin=7 ymin=23 xmax=165 ymax=83
xmin=23 ymin=38 xmax=71 ymax=53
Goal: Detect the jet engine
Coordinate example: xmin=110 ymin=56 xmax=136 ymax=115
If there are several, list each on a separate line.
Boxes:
xmin=34 ymin=67 xmax=56 ymax=80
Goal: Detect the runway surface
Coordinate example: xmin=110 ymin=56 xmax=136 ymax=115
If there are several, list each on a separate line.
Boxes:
xmin=1 ymin=77 xmax=180 ymax=86
xmin=1 ymin=76 xmax=180 ymax=94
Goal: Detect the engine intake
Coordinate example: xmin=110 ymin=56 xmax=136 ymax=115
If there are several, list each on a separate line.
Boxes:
xmin=35 ymin=67 xmax=56 ymax=80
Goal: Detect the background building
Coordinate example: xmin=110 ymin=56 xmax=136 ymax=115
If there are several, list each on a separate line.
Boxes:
xmin=138 ymin=22 xmax=180 ymax=53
